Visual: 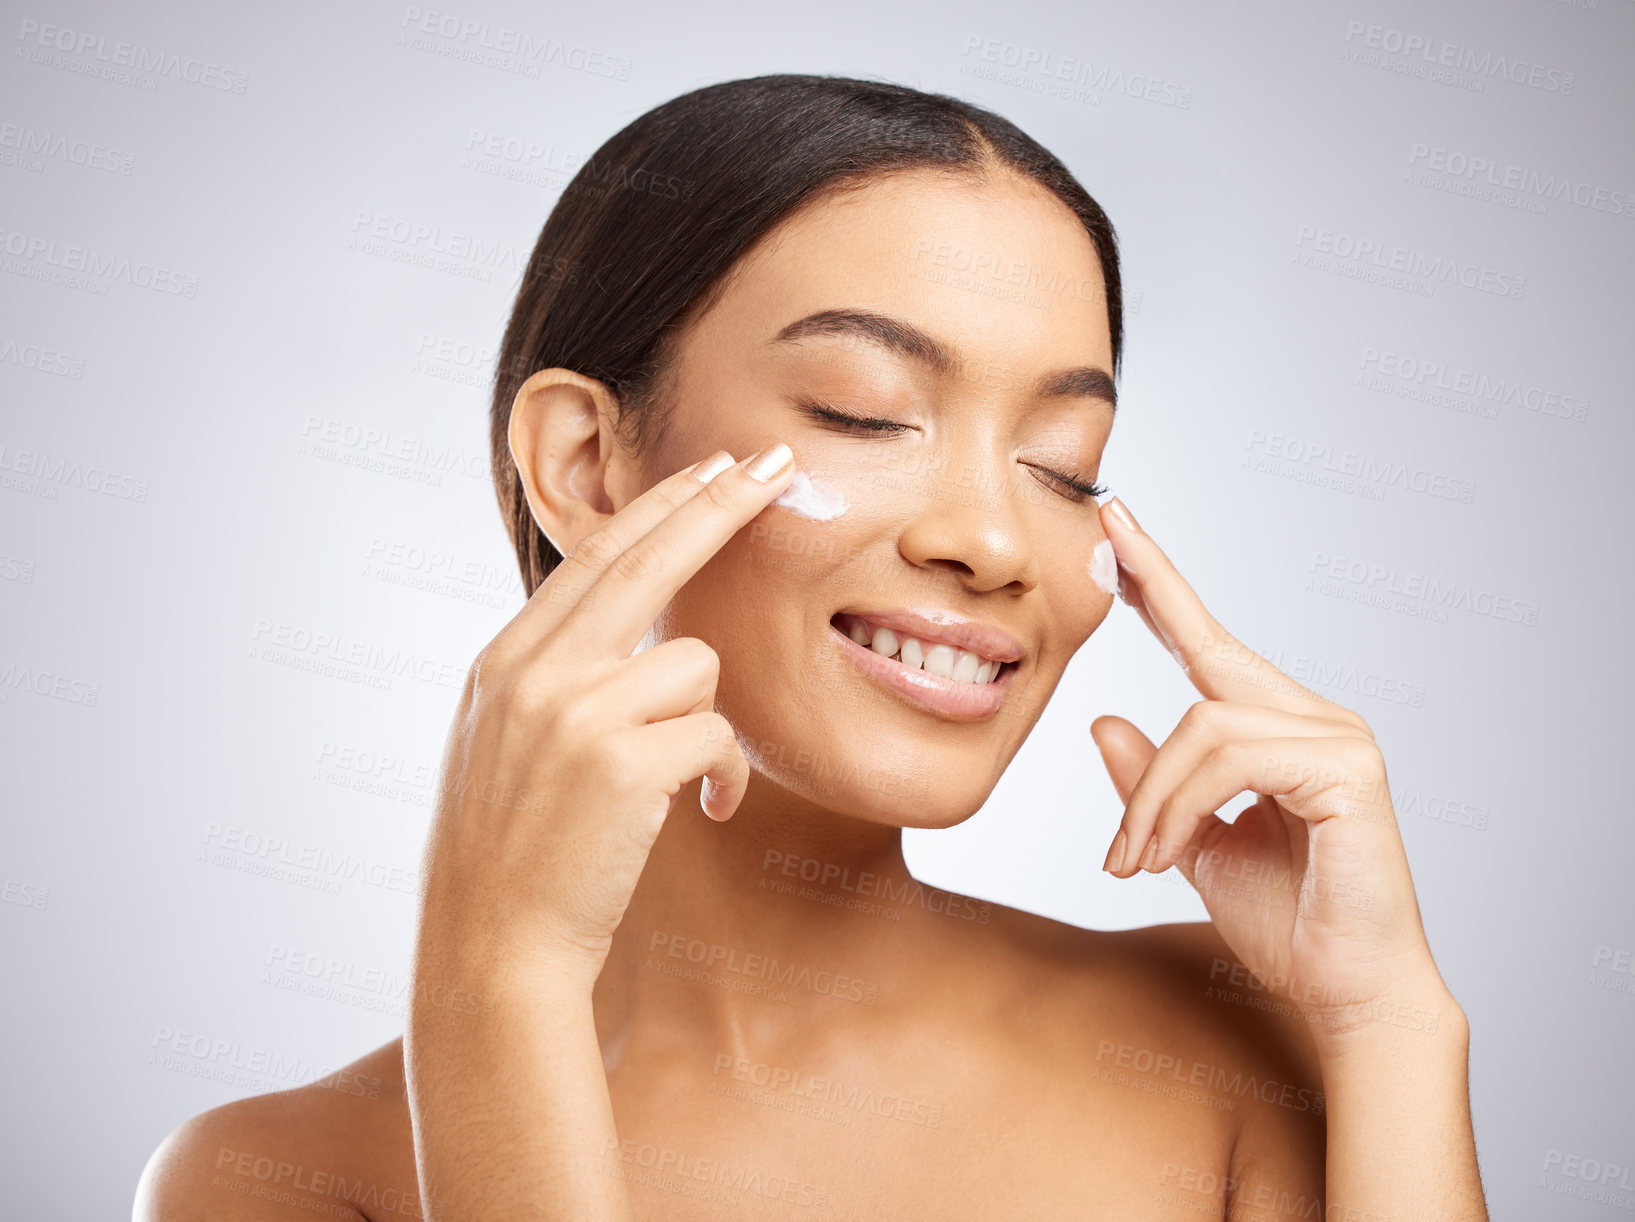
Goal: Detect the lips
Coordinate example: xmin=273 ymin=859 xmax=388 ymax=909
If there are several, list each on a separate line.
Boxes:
xmin=827 ymin=614 xmax=1017 ymax=719
xmin=833 ymin=613 xmax=1006 ymax=687
xmin=828 ymin=607 xmax=1024 ymax=666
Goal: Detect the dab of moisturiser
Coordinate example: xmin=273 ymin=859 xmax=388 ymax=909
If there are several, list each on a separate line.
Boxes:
xmin=1089 ymin=538 xmax=1118 ymax=595
xmin=773 ymin=469 xmax=849 ymax=521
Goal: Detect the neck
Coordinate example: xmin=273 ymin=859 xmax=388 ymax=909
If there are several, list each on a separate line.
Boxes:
xmin=593 ymin=774 xmax=925 ymax=1064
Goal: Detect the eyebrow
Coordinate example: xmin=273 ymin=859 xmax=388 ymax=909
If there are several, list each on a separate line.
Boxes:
xmin=769 ymin=308 xmax=1116 ymax=410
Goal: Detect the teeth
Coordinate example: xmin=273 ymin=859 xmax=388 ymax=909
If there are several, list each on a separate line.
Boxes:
xmin=848 ymin=616 xmax=1004 ymax=685
xmin=870 ymin=626 xmax=899 ymax=658
xmin=923 ymin=643 xmax=956 ymax=678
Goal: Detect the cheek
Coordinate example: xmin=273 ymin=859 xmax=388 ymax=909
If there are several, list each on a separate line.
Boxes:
xmin=1038 ymin=521 xmax=1116 ymax=647
xmin=726 ymin=476 xmax=858 ymax=585
xmin=746 ymin=466 xmax=864 ymax=566
xmin=771 ymin=468 xmax=849 ymax=521
xmin=1088 ymin=538 xmax=1118 ymax=596
xmin=719 ymin=466 xmax=883 ymax=607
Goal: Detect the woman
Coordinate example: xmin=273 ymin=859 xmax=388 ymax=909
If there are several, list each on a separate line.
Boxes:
xmin=136 ymin=74 xmax=1487 ymax=1220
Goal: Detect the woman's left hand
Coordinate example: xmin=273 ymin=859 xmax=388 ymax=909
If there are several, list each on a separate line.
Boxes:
xmin=1091 ymin=496 xmax=1458 ymax=1048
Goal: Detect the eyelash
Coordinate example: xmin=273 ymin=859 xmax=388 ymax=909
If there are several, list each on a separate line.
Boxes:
xmin=796 ymin=399 xmax=1108 ymax=503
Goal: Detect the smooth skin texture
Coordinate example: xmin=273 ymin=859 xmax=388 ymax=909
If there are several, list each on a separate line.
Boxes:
xmin=135 ymin=166 xmax=1485 ymax=1221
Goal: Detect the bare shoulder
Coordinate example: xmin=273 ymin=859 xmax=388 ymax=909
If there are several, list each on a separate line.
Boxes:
xmin=133 ymin=1039 xmax=415 ymax=1222
xmin=1094 ymin=919 xmax=1325 ymax=1088
xmin=964 ymin=900 xmax=1326 ymax=1133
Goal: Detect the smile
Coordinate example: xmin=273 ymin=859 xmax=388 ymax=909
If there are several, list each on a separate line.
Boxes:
xmin=832 ymin=612 xmax=1010 ymax=683
xmin=828 ymin=610 xmax=1022 ymax=720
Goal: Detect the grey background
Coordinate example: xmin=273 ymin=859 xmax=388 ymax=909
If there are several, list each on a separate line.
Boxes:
xmin=2 ymin=0 xmax=1630 ymax=1216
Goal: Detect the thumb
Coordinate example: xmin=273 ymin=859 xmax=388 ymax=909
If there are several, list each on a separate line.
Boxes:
xmin=1089 ymin=715 xmax=1157 ymax=805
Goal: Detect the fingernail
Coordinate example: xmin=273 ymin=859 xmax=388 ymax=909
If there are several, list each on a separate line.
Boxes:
xmin=1102 ymin=496 xmax=1140 ymax=533
xmin=1137 ymin=837 xmax=1160 ymax=872
xmin=746 ymin=442 xmax=793 ymax=482
xmin=1102 ymin=829 xmax=1127 ymax=874
xmin=693 ymin=451 xmax=734 ymax=483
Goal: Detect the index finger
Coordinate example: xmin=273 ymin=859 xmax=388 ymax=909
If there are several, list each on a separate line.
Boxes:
xmin=1098 ymin=496 xmax=1333 ymax=716
xmin=507 ymin=450 xmax=716 ymax=637
xmin=561 ymin=441 xmax=798 ymax=658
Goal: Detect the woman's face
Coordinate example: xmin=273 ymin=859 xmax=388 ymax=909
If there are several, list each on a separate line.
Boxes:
xmin=633 ymin=166 xmax=1117 ymax=828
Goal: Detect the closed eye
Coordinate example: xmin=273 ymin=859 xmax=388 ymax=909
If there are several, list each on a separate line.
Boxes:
xmin=795 ymin=398 xmax=1107 ymax=503
xmin=799 ymin=399 xmax=909 ymax=435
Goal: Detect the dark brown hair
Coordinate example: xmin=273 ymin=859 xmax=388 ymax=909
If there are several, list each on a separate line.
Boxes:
xmin=490 ymin=73 xmax=1123 ymax=596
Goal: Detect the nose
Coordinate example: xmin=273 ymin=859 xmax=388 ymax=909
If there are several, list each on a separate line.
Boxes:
xmin=895 ymin=470 xmax=1039 ymax=595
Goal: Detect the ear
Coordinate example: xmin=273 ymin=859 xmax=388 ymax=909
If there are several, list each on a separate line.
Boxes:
xmin=507 ymin=368 xmax=632 ymax=556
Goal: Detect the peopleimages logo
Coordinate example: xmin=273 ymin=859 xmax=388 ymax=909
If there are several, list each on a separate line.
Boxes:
xmin=1293 ymin=225 xmax=1525 ymax=300
xmin=398 ymin=6 xmax=632 ymax=80
xmin=1342 ymin=20 xmax=1575 ymax=94
xmin=1307 ymin=551 xmax=1540 ymax=626
xmin=250 ymin=618 xmax=467 ymax=691
xmin=14 ymin=18 xmax=251 ymax=93
xmin=1540 ymin=1149 xmax=1635 ymax=1207
xmin=1357 ymin=348 xmax=1590 ymax=424
xmin=958 ymin=35 xmax=1192 ymax=108
xmin=1243 ymin=430 xmax=1478 ymax=504
xmin=0 ymin=224 xmax=200 ymax=298
xmin=0 ymin=442 xmax=151 ymax=501
xmin=1408 ymin=143 xmax=1632 ymax=218
xmin=0 ymin=123 xmax=135 ymax=175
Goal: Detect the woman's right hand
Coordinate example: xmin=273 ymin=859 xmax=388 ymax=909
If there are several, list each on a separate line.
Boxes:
xmin=413 ymin=442 xmax=798 ymax=993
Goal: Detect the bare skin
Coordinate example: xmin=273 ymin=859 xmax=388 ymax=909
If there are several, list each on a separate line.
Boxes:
xmin=135 ymin=166 xmax=1485 ymax=1220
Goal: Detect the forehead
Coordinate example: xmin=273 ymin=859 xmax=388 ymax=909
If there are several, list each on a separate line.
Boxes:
xmin=689 ymin=167 xmax=1114 ymax=384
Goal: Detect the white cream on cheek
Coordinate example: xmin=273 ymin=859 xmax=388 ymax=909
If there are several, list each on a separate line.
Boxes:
xmin=772 ymin=468 xmax=849 ymax=521
xmin=1088 ymin=538 xmax=1118 ymax=596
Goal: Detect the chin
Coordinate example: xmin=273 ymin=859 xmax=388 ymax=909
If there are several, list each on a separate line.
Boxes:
xmin=731 ymin=719 xmax=996 ymax=830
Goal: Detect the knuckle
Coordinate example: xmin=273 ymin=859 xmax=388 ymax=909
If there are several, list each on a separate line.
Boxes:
xmin=1206 ymin=737 xmax=1248 ymax=774
xmin=1341 ymin=735 xmax=1385 ymax=774
xmin=609 ymin=538 xmax=665 ymax=584
xmin=539 ymin=570 xmax=594 ymax=613
xmin=468 ymin=642 xmax=524 ymax=707
xmin=1309 ymin=693 xmax=1370 ymax=735
xmin=503 ymin=664 xmax=557 ymax=722
xmin=507 ymin=653 xmax=596 ymax=727
xmin=1343 ymin=707 xmax=1375 ymax=737
xmin=464 ymin=645 xmax=495 ymax=695
xmin=591 ymin=730 xmax=641 ymax=781
xmin=566 ymin=528 xmax=623 ymax=573
xmin=1179 ymin=699 xmax=1225 ymax=736
xmin=700 ymin=471 xmax=739 ymax=511
xmin=672 ymin=635 xmax=720 ymax=670
xmin=657 ymin=480 xmax=699 ymax=513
